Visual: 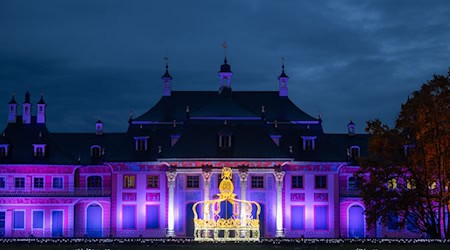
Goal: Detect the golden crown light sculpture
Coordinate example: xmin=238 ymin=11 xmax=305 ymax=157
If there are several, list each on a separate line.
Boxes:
xmin=193 ymin=167 xmax=261 ymax=241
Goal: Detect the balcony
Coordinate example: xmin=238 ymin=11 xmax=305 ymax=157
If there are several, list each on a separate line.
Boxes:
xmin=340 ymin=189 xmax=361 ymax=197
xmin=0 ymin=188 xmax=111 ymax=197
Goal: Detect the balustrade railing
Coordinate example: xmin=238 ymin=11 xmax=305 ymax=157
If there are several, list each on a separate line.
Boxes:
xmin=339 ymin=189 xmax=361 ymax=197
xmin=0 ymin=188 xmax=111 ymax=197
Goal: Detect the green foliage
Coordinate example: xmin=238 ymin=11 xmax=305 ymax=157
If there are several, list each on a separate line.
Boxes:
xmin=358 ymin=70 xmax=450 ymax=238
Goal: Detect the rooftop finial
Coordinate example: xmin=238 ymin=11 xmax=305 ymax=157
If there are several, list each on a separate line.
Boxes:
xmin=281 ymin=56 xmax=285 ymax=71
xmin=222 ymin=42 xmax=227 ymax=63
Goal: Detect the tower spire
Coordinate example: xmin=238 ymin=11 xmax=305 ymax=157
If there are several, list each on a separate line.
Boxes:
xmin=278 ymin=57 xmax=289 ymax=97
xmin=161 ymin=56 xmax=173 ymax=96
xmin=219 ymin=42 xmax=233 ymax=93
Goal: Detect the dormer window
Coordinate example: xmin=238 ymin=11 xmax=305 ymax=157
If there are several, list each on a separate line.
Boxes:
xmin=134 ymin=137 xmax=149 ymax=151
xmin=33 ymin=144 xmax=46 ymax=157
xmin=301 ymin=136 xmax=316 ymax=151
xmin=219 ymin=134 xmax=232 ymax=148
xmin=90 ymin=145 xmax=102 ymax=157
xmin=350 ymin=146 xmax=360 ymax=158
xmin=0 ymin=144 xmax=9 ymax=157
xmin=270 ymin=135 xmax=282 ymax=146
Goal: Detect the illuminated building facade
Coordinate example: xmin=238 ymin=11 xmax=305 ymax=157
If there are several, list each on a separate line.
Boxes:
xmin=0 ymin=57 xmax=419 ymax=239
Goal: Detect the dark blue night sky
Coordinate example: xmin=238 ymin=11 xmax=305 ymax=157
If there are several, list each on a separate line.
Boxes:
xmin=0 ymin=0 xmax=449 ymax=133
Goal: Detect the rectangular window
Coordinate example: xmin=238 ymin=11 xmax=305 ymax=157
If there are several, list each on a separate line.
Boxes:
xmin=0 ymin=146 xmax=7 ymax=157
xmin=315 ymin=175 xmax=327 ymax=189
xmin=122 ymin=205 xmax=136 ymax=229
xmin=0 ymin=177 xmax=5 ymax=188
xmin=87 ymin=176 xmax=102 ymax=189
xmin=32 ymin=211 xmax=44 ymax=229
xmin=187 ymin=176 xmax=199 ymax=188
xmin=123 ymin=175 xmax=136 ymax=189
xmin=219 ymin=135 xmax=232 ymax=148
xmin=251 ymin=176 xmax=264 ymax=189
xmin=34 ymin=177 xmax=44 ymax=189
xmin=14 ymin=210 xmax=25 ymax=229
xmin=15 ymin=177 xmax=25 ymax=188
xmin=146 ymin=205 xmax=159 ymax=229
xmin=314 ymin=206 xmax=328 ymax=230
xmin=291 ymin=206 xmax=305 ymax=230
xmin=147 ymin=175 xmax=159 ymax=189
xmin=292 ymin=176 xmax=303 ymax=189
xmin=52 ymin=177 xmax=63 ymax=189
xmin=387 ymin=211 xmax=399 ymax=230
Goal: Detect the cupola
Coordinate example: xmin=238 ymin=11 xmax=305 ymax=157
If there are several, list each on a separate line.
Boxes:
xmin=278 ymin=59 xmax=289 ymax=97
xmin=161 ymin=58 xmax=173 ymax=96
xmin=22 ymin=91 xmax=31 ymax=124
xmin=36 ymin=94 xmax=46 ymax=124
xmin=219 ymin=57 xmax=233 ymax=93
xmin=96 ymin=119 xmax=103 ymax=135
xmin=8 ymin=94 xmax=17 ymax=123
xmin=347 ymin=120 xmax=355 ymax=136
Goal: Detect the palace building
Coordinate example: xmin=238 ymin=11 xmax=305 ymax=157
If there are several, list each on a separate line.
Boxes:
xmin=0 ymin=57 xmax=417 ymax=239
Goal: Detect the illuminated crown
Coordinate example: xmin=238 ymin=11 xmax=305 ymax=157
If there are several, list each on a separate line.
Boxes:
xmin=193 ymin=167 xmax=260 ymax=241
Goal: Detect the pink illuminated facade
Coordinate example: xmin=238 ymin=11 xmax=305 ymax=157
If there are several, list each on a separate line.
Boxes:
xmin=0 ymin=58 xmax=421 ymax=239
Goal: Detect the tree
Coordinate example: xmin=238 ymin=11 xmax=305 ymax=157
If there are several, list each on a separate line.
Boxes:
xmin=358 ymin=71 xmax=450 ymax=238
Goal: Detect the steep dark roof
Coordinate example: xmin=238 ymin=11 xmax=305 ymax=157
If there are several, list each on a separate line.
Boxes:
xmin=37 ymin=95 xmax=46 ymax=104
xmin=8 ymin=95 xmax=17 ymax=104
xmin=24 ymin=91 xmax=31 ymax=104
xmin=162 ymin=120 xmax=288 ymax=159
xmin=219 ymin=57 xmax=232 ymax=73
xmin=0 ymin=117 xmax=76 ymax=164
xmin=134 ymin=91 xmax=319 ymax=122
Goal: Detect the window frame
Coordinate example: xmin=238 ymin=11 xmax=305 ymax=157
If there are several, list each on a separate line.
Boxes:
xmin=0 ymin=145 xmax=9 ymax=157
xmin=0 ymin=176 xmax=6 ymax=189
xmin=13 ymin=210 xmax=25 ymax=230
xmin=315 ymin=175 xmax=327 ymax=189
xmin=291 ymin=175 xmax=304 ymax=189
xmin=134 ymin=137 xmax=149 ymax=151
xmin=301 ymin=136 xmax=317 ymax=151
xmin=33 ymin=144 xmax=46 ymax=157
xmin=90 ymin=145 xmax=102 ymax=157
xmin=32 ymin=210 xmax=44 ymax=229
xmin=123 ymin=175 xmax=136 ymax=189
xmin=186 ymin=175 xmax=200 ymax=189
xmin=52 ymin=176 xmax=64 ymax=189
xmin=146 ymin=175 xmax=159 ymax=189
xmin=15 ymin=177 xmax=25 ymax=189
xmin=251 ymin=175 xmax=264 ymax=189
xmin=33 ymin=176 xmax=45 ymax=189
xmin=87 ymin=175 xmax=102 ymax=189
xmin=218 ymin=134 xmax=232 ymax=148
xmin=350 ymin=146 xmax=360 ymax=158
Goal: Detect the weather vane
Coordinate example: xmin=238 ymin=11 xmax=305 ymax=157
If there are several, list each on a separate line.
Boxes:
xmin=222 ymin=42 xmax=227 ymax=57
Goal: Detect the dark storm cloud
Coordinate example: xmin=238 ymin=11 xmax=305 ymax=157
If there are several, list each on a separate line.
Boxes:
xmin=0 ymin=0 xmax=449 ymax=133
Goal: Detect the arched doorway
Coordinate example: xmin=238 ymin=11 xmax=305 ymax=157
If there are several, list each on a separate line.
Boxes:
xmin=348 ymin=205 xmax=365 ymax=238
xmin=86 ymin=204 xmax=102 ymax=237
xmin=186 ymin=203 xmax=195 ymax=237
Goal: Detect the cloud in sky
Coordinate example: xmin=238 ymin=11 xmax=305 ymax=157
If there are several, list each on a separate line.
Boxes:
xmin=0 ymin=0 xmax=449 ymax=133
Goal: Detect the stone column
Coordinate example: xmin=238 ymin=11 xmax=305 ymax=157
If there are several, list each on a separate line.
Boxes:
xmin=238 ymin=169 xmax=249 ymax=233
xmin=166 ymin=170 xmax=177 ymax=237
xmin=274 ymin=170 xmax=285 ymax=237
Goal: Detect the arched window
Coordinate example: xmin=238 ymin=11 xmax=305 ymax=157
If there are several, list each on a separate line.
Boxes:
xmin=90 ymin=145 xmax=101 ymax=157
xmin=350 ymin=146 xmax=360 ymax=158
xmin=33 ymin=144 xmax=46 ymax=157
xmin=0 ymin=145 xmax=8 ymax=157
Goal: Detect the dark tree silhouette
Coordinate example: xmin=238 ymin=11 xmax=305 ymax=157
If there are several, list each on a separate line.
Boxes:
xmin=358 ymin=71 xmax=450 ymax=238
